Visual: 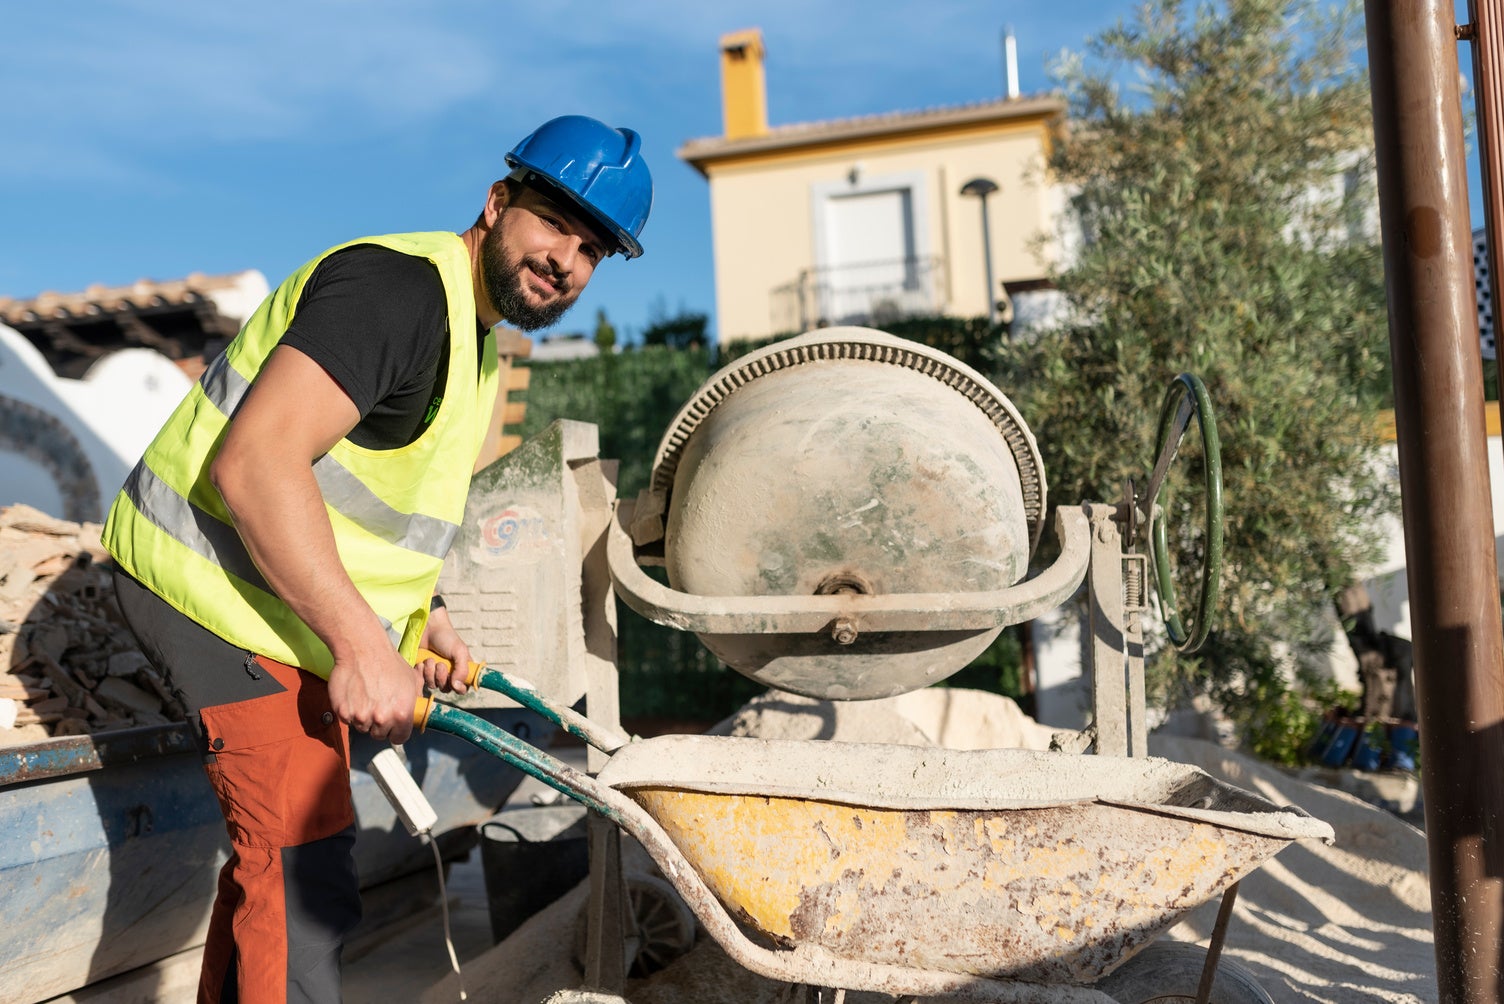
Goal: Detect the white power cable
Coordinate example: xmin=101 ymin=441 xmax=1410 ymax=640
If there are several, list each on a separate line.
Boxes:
xmin=422 ymin=831 xmax=467 ymax=1001
xmin=370 ymin=746 xmax=467 ymax=1001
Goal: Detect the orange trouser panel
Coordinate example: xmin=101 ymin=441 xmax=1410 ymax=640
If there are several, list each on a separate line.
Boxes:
xmin=197 ymin=655 xmax=360 ymax=1004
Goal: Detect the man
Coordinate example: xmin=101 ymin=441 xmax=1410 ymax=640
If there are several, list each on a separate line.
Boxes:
xmin=101 ymin=114 xmax=651 ymax=1003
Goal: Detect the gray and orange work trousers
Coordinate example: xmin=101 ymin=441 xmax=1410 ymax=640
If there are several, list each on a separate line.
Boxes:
xmin=114 ymin=569 xmax=361 ymax=1004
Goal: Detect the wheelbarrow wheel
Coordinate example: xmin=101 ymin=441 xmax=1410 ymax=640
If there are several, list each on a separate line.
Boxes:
xmin=1095 ymin=941 xmax=1274 ymax=1004
xmin=572 ymin=873 xmax=697 ymax=979
xmin=623 ymin=874 xmax=697 ymax=976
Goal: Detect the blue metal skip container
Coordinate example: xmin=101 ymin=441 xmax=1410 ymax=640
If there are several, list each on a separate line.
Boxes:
xmin=0 ymin=708 xmax=547 ymax=1004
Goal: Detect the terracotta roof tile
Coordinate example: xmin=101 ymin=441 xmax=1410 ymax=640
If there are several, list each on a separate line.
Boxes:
xmin=0 ymin=271 xmax=257 ymax=326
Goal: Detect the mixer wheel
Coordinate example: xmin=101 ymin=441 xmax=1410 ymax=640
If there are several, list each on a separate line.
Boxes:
xmin=1094 ymin=941 xmax=1274 ymax=1004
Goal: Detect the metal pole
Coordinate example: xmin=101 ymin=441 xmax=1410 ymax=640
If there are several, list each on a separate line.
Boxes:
xmin=961 ymin=177 xmax=1000 ymax=326
xmin=1468 ymin=2 xmax=1504 ymax=452
xmin=979 ymin=194 xmax=997 ymax=328
xmin=1087 ymin=503 xmax=1129 ymax=758
xmin=1367 ymin=3 xmax=1504 ymax=999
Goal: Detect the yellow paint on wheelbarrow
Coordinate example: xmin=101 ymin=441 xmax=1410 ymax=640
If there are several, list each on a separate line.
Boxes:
xmin=628 ymin=786 xmax=1275 ymax=986
xmin=632 ymin=791 xmax=915 ymax=939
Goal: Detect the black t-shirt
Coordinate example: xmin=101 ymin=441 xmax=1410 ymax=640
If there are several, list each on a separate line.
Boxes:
xmin=280 ymin=243 xmax=478 ymax=451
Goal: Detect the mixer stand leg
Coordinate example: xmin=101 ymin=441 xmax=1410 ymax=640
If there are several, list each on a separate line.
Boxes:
xmin=581 ymin=815 xmax=633 ymax=993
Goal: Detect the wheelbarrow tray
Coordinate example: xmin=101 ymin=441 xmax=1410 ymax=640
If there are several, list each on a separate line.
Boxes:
xmin=596 ymin=735 xmax=1333 ymax=987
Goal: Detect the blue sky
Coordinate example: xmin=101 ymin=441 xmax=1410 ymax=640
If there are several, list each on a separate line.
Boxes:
xmin=0 ymin=1 xmax=1483 ymax=345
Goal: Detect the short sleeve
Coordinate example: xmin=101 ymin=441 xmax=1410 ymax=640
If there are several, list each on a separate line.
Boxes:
xmin=280 ymin=244 xmax=449 ymax=448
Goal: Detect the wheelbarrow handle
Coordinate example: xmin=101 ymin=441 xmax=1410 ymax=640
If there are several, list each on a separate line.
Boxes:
xmin=410 ymin=649 xmax=486 ymax=689
xmin=413 ymin=649 xmax=632 ymax=754
xmin=414 ymin=699 xmax=629 ymax=825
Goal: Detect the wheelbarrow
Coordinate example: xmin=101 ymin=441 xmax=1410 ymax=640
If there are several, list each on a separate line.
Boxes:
xmin=413 ymin=659 xmax=1334 ymax=1004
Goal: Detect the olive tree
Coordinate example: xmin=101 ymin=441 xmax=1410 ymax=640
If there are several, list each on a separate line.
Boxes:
xmin=995 ymin=0 xmax=1394 ymax=745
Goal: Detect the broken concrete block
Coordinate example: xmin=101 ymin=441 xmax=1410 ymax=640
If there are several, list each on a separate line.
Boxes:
xmin=95 ymin=677 xmax=163 ymax=716
xmin=107 ymin=650 xmax=151 ymax=677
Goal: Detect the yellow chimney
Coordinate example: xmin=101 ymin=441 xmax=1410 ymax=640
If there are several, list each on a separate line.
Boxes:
xmin=719 ymin=28 xmax=768 ymax=139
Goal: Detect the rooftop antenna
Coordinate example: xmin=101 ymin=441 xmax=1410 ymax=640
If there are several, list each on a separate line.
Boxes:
xmin=1003 ymin=26 xmax=1020 ymax=99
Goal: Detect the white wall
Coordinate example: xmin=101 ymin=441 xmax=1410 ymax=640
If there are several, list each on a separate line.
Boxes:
xmin=0 ymin=270 xmax=267 ymax=523
xmin=1031 ymin=438 xmax=1498 ymax=731
xmin=1032 ymin=603 xmax=1090 ymax=731
xmin=1362 ymin=436 xmax=1504 ymax=644
xmin=0 ymin=324 xmax=193 ymax=521
xmin=0 ymin=452 xmax=66 ymax=516
xmin=202 ymin=272 xmax=270 ymax=330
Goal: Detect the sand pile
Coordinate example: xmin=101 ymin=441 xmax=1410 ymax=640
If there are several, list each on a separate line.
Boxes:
xmin=433 ymin=689 xmax=1435 ymax=1003
xmin=1148 ymin=733 xmax=1434 ymax=1003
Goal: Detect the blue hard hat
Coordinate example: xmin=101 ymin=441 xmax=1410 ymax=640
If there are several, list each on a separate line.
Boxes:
xmin=505 ymin=115 xmax=653 ymax=259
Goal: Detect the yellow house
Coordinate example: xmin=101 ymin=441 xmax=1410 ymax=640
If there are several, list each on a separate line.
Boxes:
xmin=678 ymin=28 xmax=1067 ymax=344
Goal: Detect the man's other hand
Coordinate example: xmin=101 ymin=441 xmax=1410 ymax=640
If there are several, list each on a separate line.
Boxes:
xmin=328 ymin=648 xmax=422 ymax=744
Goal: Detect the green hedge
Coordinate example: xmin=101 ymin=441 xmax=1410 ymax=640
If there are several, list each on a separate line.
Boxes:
xmin=717 ymin=315 xmax=1009 ymax=373
xmin=518 ymin=344 xmax=714 ymax=499
xmin=517 ymin=345 xmax=754 ymax=720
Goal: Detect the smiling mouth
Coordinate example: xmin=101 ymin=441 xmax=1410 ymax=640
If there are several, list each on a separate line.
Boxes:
xmin=527 ymin=261 xmax=568 ymax=296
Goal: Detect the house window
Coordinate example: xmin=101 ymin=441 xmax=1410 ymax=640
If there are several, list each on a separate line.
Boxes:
xmin=811 ymin=171 xmax=931 ymax=326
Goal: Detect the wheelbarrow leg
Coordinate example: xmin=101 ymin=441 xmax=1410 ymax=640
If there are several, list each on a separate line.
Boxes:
xmin=1195 ymin=880 xmax=1241 ymax=1004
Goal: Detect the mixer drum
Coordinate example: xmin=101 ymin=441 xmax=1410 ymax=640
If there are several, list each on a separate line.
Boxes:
xmin=652 ymin=328 xmax=1046 ymax=700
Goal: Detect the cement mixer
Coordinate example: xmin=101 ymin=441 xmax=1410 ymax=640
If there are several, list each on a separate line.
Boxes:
xmin=609 ymin=326 xmax=1220 ymax=720
xmin=614 ymin=328 xmax=1057 ymax=701
xmin=415 ymin=327 xmax=1322 ymax=1004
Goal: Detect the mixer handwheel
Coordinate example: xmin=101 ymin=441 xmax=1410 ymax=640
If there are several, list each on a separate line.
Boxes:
xmin=1145 ymin=373 xmax=1224 ymax=654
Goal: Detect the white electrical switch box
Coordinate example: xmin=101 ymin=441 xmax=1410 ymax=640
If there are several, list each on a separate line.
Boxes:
xmin=370 ymin=746 xmax=438 ymax=836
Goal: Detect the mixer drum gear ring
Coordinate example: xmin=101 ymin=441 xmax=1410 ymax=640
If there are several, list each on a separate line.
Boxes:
xmin=651 ymin=328 xmax=1046 ymax=555
xmin=647 ymin=327 xmax=1048 ymax=701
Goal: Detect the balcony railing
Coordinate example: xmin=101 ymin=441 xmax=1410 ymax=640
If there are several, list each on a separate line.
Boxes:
xmin=770 ymin=255 xmax=946 ymax=334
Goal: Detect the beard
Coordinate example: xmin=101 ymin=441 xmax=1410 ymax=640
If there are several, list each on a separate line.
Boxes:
xmin=480 ymin=216 xmax=578 ymax=332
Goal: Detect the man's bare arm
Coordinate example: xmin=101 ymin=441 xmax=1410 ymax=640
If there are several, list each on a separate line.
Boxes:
xmin=209 ymin=345 xmax=420 ymax=743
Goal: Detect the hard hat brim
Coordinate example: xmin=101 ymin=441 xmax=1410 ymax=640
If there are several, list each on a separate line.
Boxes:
xmin=506 ymin=164 xmax=645 ymax=260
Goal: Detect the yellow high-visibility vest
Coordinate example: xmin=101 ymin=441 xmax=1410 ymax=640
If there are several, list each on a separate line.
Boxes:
xmin=102 ymin=232 xmax=499 ymax=675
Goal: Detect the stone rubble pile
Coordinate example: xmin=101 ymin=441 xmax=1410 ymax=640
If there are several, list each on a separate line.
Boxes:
xmin=0 ymin=504 xmax=184 ymax=745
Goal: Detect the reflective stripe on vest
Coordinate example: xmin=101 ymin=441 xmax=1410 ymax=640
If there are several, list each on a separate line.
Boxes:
xmin=195 ymin=353 xmax=459 ymax=558
xmin=118 ymin=462 xmax=405 ymax=649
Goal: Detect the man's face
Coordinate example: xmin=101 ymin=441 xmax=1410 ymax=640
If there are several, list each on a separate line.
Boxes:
xmin=481 ymin=184 xmax=609 ymax=331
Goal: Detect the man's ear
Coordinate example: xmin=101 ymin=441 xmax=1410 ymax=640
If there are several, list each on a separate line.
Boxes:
xmin=483 ymin=180 xmax=511 ymax=227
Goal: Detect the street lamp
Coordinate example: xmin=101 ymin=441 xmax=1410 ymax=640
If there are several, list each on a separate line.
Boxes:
xmin=960 ymin=176 xmax=1000 ymax=327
